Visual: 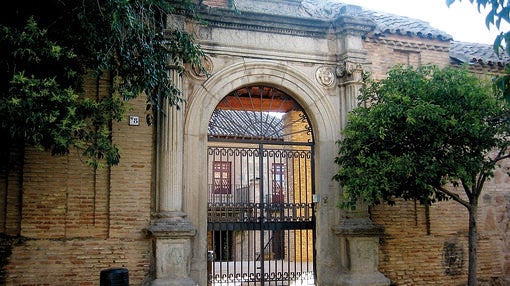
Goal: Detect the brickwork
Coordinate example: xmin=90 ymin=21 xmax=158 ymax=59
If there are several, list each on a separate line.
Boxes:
xmin=0 ymin=144 xmax=22 ymax=237
xmin=4 ymin=238 xmax=151 ymax=285
xmin=364 ymin=36 xmax=451 ymax=80
xmin=372 ymin=192 xmax=508 ymax=285
xmin=0 ymin=72 xmax=155 ymax=285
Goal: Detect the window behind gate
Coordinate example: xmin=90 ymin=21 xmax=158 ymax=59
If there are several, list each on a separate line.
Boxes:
xmin=212 ymin=161 xmax=231 ymax=194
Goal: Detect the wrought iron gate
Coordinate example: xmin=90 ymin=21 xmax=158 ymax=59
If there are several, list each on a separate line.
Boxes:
xmin=207 ymin=142 xmax=315 ymax=285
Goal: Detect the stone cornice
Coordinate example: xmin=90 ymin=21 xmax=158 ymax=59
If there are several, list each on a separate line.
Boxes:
xmin=198 ymin=5 xmax=375 ymax=38
xmin=333 ymin=218 xmax=385 ymax=237
xmin=198 ymin=7 xmax=331 ymax=37
xmin=453 ymin=62 xmax=506 ymax=75
xmin=332 ymin=6 xmax=375 ymax=37
xmin=145 ymin=218 xmax=196 ymax=238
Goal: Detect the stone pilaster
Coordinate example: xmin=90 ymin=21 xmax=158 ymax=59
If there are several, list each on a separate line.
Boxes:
xmin=337 ymin=60 xmax=365 ymax=128
xmin=146 ymin=75 xmax=197 ymax=285
xmin=146 ymin=16 xmax=197 ymax=282
xmin=334 ymin=19 xmax=389 ymax=283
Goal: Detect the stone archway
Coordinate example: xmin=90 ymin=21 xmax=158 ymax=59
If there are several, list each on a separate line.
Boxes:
xmin=183 ymin=60 xmax=341 ymax=285
xmin=206 ymin=85 xmax=316 ymax=285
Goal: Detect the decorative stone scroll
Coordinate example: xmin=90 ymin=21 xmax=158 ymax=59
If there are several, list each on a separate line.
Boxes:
xmin=190 ymin=55 xmax=213 ymax=79
xmin=337 ymin=60 xmax=366 ymax=127
xmin=316 ymin=66 xmax=335 ymax=87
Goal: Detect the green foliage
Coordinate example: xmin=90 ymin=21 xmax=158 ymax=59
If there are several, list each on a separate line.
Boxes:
xmin=334 ymin=65 xmax=510 ymax=208
xmin=0 ymin=0 xmax=204 ymax=167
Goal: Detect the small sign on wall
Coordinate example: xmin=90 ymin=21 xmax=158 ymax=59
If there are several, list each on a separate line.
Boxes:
xmin=128 ymin=115 xmax=140 ymax=126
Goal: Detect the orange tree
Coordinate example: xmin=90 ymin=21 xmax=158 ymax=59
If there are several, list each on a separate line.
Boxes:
xmin=334 ymin=65 xmax=510 ymax=286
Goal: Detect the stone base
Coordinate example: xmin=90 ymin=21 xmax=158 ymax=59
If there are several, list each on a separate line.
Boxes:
xmin=333 ymin=217 xmax=390 ymax=286
xmin=337 ymin=272 xmax=391 ymax=286
xmin=146 ymin=216 xmax=197 ymax=286
xmin=151 ymin=277 xmax=196 ymax=286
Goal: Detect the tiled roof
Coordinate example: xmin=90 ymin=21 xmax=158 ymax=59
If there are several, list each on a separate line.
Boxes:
xmin=233 ymin=0 xmax=453 ymax=41
xmin=208 ymin=110 xmax=284 ymax=139
xmin=359 ymin=9 xmax=452 ymax=41
xmin=450 ymin=41 xmax=510 ymax=66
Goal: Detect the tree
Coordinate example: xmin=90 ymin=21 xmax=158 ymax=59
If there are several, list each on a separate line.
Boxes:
xmin=0 ymin=0 xmax=204 ymax=168
xmin=333 ymin=65 xmax=510 ymax=286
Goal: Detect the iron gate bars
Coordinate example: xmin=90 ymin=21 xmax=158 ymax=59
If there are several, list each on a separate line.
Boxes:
xmin=207 ymin=143 xmax=315 ymax=285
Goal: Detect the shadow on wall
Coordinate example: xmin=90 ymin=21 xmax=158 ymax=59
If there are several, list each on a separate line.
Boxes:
xmin=0 ymin=234 xmax=14 ymax=284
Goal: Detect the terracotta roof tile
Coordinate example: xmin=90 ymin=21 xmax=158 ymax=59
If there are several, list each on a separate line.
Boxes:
xmin=359 ymin=9 xmax=452 ymax=41
xmin=450 ymin=41 xmax=510 ymax=66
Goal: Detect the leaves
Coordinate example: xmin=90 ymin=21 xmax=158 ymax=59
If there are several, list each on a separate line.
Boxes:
xmin=334 ymin=65 xmax=509 ymax=209
xmin=0 ymin=0 xmax=204 ymax=167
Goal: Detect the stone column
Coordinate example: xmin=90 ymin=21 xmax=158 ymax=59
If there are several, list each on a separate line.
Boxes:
xmin=335 ymin=59 xmax=390 ymax=286
xmin=145 ymin=14 xmax=196 ymax=284
xmin=146 ymin=94 xmax=196 ymax=286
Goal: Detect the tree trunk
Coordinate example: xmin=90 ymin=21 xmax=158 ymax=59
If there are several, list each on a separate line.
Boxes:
xmin=467 ymin=204 xmax=478 ymax=286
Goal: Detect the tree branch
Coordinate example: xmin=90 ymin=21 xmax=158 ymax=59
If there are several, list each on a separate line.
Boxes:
xmin=461 ymin=178 xmax=475 ymax=204
xmin=494 ymin=153 xmax=510 ymax=162
xmin=434 ymin=185 xmax=470 ymax=209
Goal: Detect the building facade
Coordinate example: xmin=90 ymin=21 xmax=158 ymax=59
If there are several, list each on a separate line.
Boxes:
xmin=1 ymin=0 xmax=509 ymax=285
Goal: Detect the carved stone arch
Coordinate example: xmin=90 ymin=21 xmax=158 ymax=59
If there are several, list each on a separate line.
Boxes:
xmin=183 ymin=60 xmax=340 ymax=285
xmin=186 ymin=61 xmax=338 ymax=139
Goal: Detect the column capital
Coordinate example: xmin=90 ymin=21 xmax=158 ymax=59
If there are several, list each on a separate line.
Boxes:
xmin=336 ymin=60 xmax=366 ymax=84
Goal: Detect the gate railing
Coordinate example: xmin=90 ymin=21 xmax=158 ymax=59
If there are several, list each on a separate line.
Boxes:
xmin=206 ymin=144 xmax=315 ymax=285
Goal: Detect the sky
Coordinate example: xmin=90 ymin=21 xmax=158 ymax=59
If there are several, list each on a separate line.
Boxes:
xmin=338 ymin=0 xmax=508 ymax=44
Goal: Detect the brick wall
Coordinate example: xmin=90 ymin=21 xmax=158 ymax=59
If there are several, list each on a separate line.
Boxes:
xmin=0 ymin=144 xmax=22 ymax=237
xmin=372 ymin=192 xmax=508 ymax=285
xmin=1 ymin=73 xmax=155 ymax=285
xmin=364 ymin=35 xmax=451 ymax=79
xmin=5 ymin=239 xmax=151 ymax=285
